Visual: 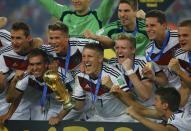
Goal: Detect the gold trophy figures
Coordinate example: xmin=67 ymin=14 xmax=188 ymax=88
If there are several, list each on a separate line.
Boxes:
xmin=43 ymin=70 xmax=74 ymax=110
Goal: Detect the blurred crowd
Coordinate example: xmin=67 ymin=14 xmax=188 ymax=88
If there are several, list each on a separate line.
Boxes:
xmin=0 ymin=0 xmax=190 ymax=39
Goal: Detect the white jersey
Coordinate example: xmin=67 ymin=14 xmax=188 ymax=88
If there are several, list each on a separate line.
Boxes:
xmin=166 ymin=49 xmax=191 ymax=131
xmin=0 ymin=45 xmax=27 ymax=116
xmin=167 ymin=97 xmax=191 ymax=131
xmin=11 ymin=67 xmax=74 ymax=120
xmin=145 ymin=30 xmax=181 ymax=89
xmin=72 ymin=63 xmax=130 ymax=120
xmin=107 ymin=56 xmax=161 ymax=107
xmin=0 ymin=45 xmax=28 ymax=79
xmin=0 ymin=89 xmax=10 ymax=115
xmin=0 ymin=29 xmax=11 ymax=48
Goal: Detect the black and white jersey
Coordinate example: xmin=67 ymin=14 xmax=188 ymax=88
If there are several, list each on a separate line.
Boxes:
xmin=167 ymin=97 xmax=191 ymax=131
xmin=72 ymin=63 xmax=129 ymax=118
xmin=0 ymin=29 xmax=11 ymax=48
xmin=0 ymin=45 xmax=28 ymax=81
xmin=145 ymin=30 xmax=181 ymax=89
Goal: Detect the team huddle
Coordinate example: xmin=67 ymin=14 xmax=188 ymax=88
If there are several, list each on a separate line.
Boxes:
xmin=0 ymin=0 xmax=191 ymax=131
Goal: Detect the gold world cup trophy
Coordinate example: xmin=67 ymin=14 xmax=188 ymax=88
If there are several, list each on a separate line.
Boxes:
xmin=43 ymin=70 xmax=74 ymax=110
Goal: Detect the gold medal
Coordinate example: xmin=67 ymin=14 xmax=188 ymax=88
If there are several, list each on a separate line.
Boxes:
xmin=145 ymin=62 xmax=152 ymax=69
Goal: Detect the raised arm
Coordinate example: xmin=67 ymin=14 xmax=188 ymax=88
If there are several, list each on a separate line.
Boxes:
xmin=122 ymin=58 xmax=153 ymax=101
xmin=96 ymin=0 xmax=117 ymax=25
xmin=83 ymin=30 xmax=114 ymax=48
xmin=168 ymin=58 xmax=191 ymax=88
xmin=0 ymin=94 xmax=22 ymax=124
xmin=127 ymin=107 xmax=177 ymax=131
xmin=48 ymin=99 xmax=84 ymax=125
xmin=38 ymin=0 xmax=69 ymax=18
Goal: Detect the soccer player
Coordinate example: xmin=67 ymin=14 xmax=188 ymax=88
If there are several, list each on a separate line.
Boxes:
xmin=168 ymin=19 xmax=191 ymax=94
xmin=167 ymin=19 xmax=191 ymax=131
xmin=48 ymin=43 xmax=134 ymax=125
xmin=0 ymin=22 xmax=43 ymax=122
xmin=107 ymin=34 xmax=167 ymax=107
xmin=38 ymin=0 xmax=116 ymax=36
xmin=40 ymin=21 xmax=98 ymax=79
xmin=0 ymin=22 xmax=43 ymax=92
xmin=127 ymin=87 xmax=182 ymax=131
xmin=7 ymin=49 xmax=73 ymax=120
xmin=145 ymin=10 xmax=181 ymax=89
xmin=84 ymin=0 xmax=149 ymax=58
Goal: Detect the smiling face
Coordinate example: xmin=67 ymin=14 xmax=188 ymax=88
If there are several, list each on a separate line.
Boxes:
xmin=178 ymin=26 xmax=191 ymax=51
xmin=82 ymin=48 xmax=103 ymax=77
xmin=11 ymin=29 xmax=31 ymax=54
xmin=48 ymin=30 xmax=68 ymax=56
xmin=29 ymin=55 xmax=48 ymax=78
xmin=146 ymin=17 xmax=166 ymax=42
xmin=118 ymin=3 xmax=136 ymax=28
xmin=114 ymin=39 xmax=135 ymax=64
xmin=71 ymin=0 xmax=90 ymax=15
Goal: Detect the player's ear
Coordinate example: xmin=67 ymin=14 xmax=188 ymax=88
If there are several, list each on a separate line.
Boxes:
xmin=162 ymin=103 xmax=168 ymax=110
xmin=98 ymin=55 xmax=103 ymax=63
xmin=27 ymin=35 xmax=32 ymax=41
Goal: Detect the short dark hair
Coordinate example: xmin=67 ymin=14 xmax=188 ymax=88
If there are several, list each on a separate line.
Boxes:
xmin=83 ymin=43 xmax=104 ymax=57
xmin=155 ymin=87 xmax=180 ymax=112
xmin=27 ymin=48 xmax=50 ymax=64
xmin=146 ymin=10 xmax=166 ymax=24
xmin=48 ymin=21 xmax=69 ymax=35
xmin=115 ymin=33 xmax=136 ymax=48
xmin=11 ymin=22 xmax=30 ymax=36
xmin=119 ymin=0 xmax=138 ymax=11
xmin=178 ymin=19 xmax=191 ymax=28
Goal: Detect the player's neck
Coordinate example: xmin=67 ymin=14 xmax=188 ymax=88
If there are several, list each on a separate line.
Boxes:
xmin=17 ymin=42 xmax=32 ymax=56
xmin=125 ymin=22 xmax=136 ymax=31
xmin=76 ymin=8 xmax=89 ymax=15
xmin=90 ymin=64 xmax=102 ymax=79
xmin=155 ymin=32 xmax=167 ymax=48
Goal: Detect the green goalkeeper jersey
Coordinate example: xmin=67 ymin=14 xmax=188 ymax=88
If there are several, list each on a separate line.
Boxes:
xmin=38 ymin=0 xmax=115 ymax=36
xmin=97 ymin=18 xmax=149 ymax=56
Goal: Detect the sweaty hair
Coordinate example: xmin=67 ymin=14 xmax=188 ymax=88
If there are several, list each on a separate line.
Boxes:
xmin=178 ymin=19 xmax=191 ymax=28
xmin=155 ymin=87 xmax=180 ymax=112
xmin=115 ymin=33 xmax=136 ymax=48
xmin=48 ymin=21 xmax=69 ymax=35
xmin=146 ymin=9 xmax=166 ymax=24
xmin=83 ymin=43 xmax=104 ymax=57
xmin=119 ymin=0 xmax=138 ymax=11
xmin=27 ymin=48 xmax=50 ymax=64
xmin=11 ymin=22 xmax=30 ymax=37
